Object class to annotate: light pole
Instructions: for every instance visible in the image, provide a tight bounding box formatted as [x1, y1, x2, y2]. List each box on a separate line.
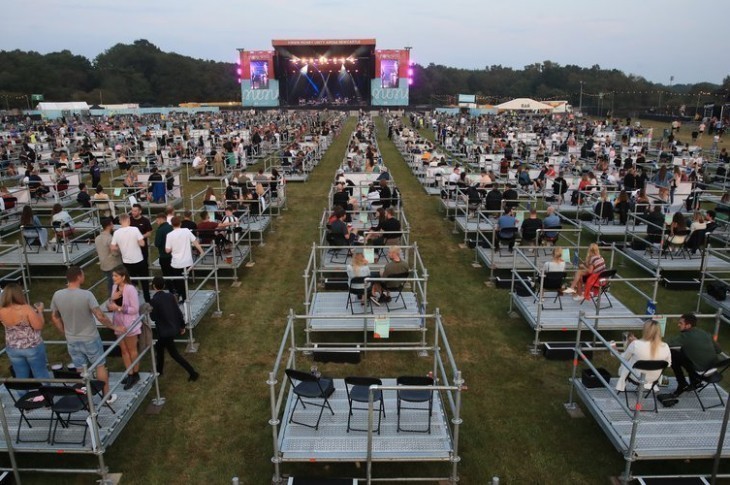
[578, 81, 583, 114]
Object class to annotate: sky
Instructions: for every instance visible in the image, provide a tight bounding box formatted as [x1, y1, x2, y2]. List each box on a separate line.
[4, 0, 729, 85]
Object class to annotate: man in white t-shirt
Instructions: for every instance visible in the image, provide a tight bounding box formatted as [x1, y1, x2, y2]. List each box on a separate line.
[165, 216, 204, 302]
[111, 213, 150, 302]
[192, 152, 206, 175]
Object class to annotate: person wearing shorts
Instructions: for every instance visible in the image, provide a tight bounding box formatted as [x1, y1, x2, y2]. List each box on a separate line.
[51, 266, 125, 403]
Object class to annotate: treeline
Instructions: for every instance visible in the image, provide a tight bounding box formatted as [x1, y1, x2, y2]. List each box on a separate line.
[0, 40, 728, 115]
[0, 39, 238, 108]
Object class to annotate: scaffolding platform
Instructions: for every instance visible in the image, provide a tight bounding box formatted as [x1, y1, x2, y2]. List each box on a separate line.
[476, 246, 561, 270]
[699, 292, 730, 318]
[101, 289, 216, 329]
[277, 378, 452, 461]
[580, 222, 631, 238]
[0, 243, 96, 267]
[621, 247, 726, 273]
[573, 376, 730, 460]
[0, 371, 154, 453]
[307, 292, 424, 332]
[511, 293, 645, 331]
[454, 216, 495, 233]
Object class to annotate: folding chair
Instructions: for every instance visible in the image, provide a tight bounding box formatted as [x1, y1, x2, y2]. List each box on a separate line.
[541, 225, 562, 255]
[326, 230, 350, 265]
[622, 360, 669, 413]
[384, 272, 410, 311]
[345, 377, 385, 434]
[396, 375, 434, 434]
[4, 381, 51, 443]
[23, 230, 43, 253]
[346, 276, 372, 314]
[52, 221, 79, 254]
[496, 227, 517, 256]
[53, 368, 116, 415]
[536, 271, 566, 311]
[582, 269, 617, 310]
[665, 229, 690, 260]
[40, 385, 91, 446]
[691, 358, 730, 411]
[284, 369, 335, 430]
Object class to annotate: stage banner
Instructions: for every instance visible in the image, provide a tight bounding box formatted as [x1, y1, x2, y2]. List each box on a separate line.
[371, 49, 409, 106]
[240, 50, 279, 107]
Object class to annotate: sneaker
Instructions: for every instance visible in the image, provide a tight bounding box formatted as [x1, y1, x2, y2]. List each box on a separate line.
[381, 294, 392, 303]
[107, 393, 118, 404]
[120, 376, 129, 385]
[573, 295, 584, 302]
[123, 373, 140, 391]
[370, 296, 381, 306]
[563, 288, 576, 295]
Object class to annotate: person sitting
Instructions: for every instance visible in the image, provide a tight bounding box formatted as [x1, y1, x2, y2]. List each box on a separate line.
[196, 211, 222, 247]
[615, 320, 671, 393]
[20, 205, 48, 249]
[705, 210, 718, 234]
[520, 208, 542, 248]
[51, 203, 75, 238]
[346, 252, 372, 306]
[552, 172, 569, 204]
[662, 212, 688, 254]
[614, 190, 631, 225]
[502, 184, 519, 210]
[685, 212, 708, 255]
[540, 206, 561, 244]
[192, 152, 207, 176]
[668, 313, 723, 397]
[495, 207, 517, 252]
[564, 243, 606, 299]
[76, 182, 91, 208]
[645, 205, 665, 246]
[28, 169, 49, 200]
[328, 206, 354, 247]
[542, 246, 566, 273]
[370, 207, 401, 247]
[370, 246, 410, 305]
[485, 184, 502, 214]
[593, 191, 614, 224]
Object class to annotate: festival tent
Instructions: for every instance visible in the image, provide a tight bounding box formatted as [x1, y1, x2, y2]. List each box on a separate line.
[495, 98, 553, 112]
[36, 102, 90, 111]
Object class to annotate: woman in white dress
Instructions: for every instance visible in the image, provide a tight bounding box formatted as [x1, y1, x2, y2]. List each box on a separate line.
[615, 320, 671, 392]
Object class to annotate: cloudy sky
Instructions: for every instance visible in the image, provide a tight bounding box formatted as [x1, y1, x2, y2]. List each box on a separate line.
[5, 0, 729, 84]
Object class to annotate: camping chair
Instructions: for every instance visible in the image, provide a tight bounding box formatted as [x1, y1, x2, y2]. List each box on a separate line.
[346, 276, 372, 314]
[384, 272, 410, 311]
[345, 377, 385, 434]
[396, 375, 434, 434]
[284, 369, 335, 430]
[40, 385, 91, 446]
[53, 368, 116, 415]
[536, 271, 566, 311]
[622, 360, 669, 413]
[4, 381, 51, 444]
[690, 358, 730, 411]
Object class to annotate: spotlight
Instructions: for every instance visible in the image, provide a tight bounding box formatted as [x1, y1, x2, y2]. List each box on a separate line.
[408, 68, 413, 76]
[300, 64, 308, 75]
[408, 78, 413, 85]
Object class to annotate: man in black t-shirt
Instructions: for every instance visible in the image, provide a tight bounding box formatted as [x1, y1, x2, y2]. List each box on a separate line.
[520, 209, 543, 246]
[328, 206, 352, 247]
[129, 203, 153, 263]
[372, 208, 401, 246]
[378, 179, 392, 209]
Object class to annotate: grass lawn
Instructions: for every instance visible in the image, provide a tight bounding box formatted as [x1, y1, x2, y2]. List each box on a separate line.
[7, 115, 730, 484]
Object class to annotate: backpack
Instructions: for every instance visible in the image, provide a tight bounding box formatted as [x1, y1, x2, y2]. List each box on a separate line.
[708, 282, 727, 301]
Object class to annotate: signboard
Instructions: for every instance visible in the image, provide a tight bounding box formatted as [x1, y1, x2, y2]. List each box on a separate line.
[240, 50, 279, 107]
[372, 49, 410, 107]
[31, 94, 44, 101]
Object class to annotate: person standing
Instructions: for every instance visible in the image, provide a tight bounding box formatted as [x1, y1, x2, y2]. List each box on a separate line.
[149, 277, 199, 381]
[154, 212, 175, 293]
[129, 204, 153, 266]
[89, 158, 101, 188]
[111, 213, 151, 302]
[165, 216, 204, 303]
[0, 284, 51, 379]
[51, 266, 122, 402]
[106, 266, 141, 390]
[95, 217, 122, 298]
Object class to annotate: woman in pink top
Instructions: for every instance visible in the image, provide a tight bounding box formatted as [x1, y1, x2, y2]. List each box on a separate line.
[107, 266, 141, 390]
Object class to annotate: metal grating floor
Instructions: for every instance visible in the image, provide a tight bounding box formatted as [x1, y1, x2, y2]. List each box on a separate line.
[0, 243, 97, 266]
[0, 371, 154, 453]
[308, 292, 424, 332]
[476, 246, 563, 270]
[512, 293, 645, 331]
[580, 222, 632, 237]
[454, 216, 495, 233]
[621, 248, 726, 273]
[574, 377, 730, 460]
[278, 378, 452, 461]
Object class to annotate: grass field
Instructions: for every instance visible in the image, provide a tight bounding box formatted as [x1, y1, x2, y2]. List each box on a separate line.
[8, 115, 730, 484]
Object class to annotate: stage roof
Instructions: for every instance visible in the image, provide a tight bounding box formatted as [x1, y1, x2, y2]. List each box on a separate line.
[272, 39, 376, 47]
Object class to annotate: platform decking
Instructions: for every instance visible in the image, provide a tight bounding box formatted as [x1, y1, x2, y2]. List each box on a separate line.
[307, 292, 424, 332]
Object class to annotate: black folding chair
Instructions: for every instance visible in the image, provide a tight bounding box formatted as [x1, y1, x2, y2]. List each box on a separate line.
[384, 272, 410, 311]
[284, 369, 335, 430]
[53, 369, 116, 415]
[40, 385, 91, 446]
[583, 269, 617, 310]
[396, 375, 434, 434]
[691, 358, 730, 411]
[622, 360, 669, 413]
[496, 227, 517, 256]
[346, 276, 372, 315]
[537, 271, 566, 311]
[345, 377, 385, 434]
[4, 382, 51, 443]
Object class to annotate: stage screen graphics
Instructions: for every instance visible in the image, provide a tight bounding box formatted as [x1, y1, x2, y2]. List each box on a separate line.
[371, 49, 409, 106]
[240, 50, 279, 107]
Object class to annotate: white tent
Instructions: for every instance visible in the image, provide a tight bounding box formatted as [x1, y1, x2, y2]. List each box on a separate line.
[495, 98, 553, 111]
[36, 102, 90, 111]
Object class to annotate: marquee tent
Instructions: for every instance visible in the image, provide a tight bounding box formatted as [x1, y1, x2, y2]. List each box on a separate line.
[496, 98, 553, 112]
